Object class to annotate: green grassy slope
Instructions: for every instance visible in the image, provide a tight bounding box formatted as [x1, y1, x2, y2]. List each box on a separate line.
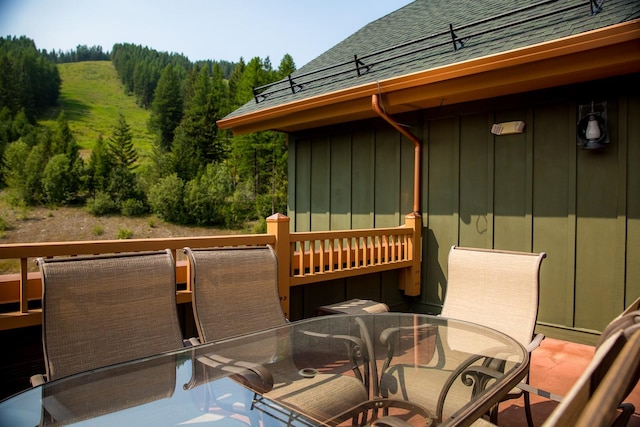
[40, 61, 155, 156]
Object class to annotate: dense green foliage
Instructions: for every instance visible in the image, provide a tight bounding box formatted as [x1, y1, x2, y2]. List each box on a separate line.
[0, 36, 60, 122]
[43, 45, 110, 63]
[0, 36, 295, 229]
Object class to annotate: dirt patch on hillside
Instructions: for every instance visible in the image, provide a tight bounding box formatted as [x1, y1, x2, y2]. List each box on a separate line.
[0, 205, 239, 244]
[0, 203, 252, 274]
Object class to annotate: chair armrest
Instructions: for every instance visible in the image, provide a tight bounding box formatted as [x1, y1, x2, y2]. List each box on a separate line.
[30, 374, 46, 387]
[526, 333, 545, 353]
[196, 353, 274, 394]
[379, 323, 441, 371]
[183, 337, 201, 347]
[298, 327, 371, 387]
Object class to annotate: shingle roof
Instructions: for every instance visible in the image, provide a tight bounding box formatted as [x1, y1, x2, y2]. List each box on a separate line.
[224, 0, 639, 120]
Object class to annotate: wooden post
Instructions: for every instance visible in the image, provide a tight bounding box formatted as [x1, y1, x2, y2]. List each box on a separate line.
[20, 258, 28, 314]
[266, 213, 292, 318]
[400, 212, 422, 296]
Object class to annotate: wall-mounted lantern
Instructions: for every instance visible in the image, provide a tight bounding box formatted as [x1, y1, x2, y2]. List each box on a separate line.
[577, 101, 609, 149]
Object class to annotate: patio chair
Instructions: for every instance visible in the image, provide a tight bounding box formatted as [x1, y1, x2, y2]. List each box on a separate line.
[471, 311, 640, 427]
[620, 295, 640, 317]
[183, 246, 370, 422]
[379, 246, 546, 426]
[542, 317, 640, 427]
[32, 250, 185, 384]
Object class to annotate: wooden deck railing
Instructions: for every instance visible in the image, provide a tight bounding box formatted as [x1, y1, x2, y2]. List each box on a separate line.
[0, 213, 421, 329]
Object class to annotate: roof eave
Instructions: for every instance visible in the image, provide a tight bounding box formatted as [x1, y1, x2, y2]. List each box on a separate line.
[218, 20, 640, 135]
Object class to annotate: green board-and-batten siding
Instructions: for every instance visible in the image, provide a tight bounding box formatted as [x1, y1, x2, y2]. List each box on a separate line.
[287, 74, 640, 345]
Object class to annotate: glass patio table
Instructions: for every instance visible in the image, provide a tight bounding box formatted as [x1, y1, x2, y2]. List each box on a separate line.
[0, 313, 527, 427]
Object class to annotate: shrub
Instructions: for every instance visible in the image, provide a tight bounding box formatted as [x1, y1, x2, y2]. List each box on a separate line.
[0, 215, 8, 238]
[91, 225, 104, 236]
[85, 191, 118, 216]
[42, 154, 73, 204]
[148, 173, 185, 223]
[120, 198, 147, 216]
[116, 228, 133, 239]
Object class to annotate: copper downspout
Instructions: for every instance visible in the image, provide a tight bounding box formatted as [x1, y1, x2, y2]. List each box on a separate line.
[371, 94, 421, 215]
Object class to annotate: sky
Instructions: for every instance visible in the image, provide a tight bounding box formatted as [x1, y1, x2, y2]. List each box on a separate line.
[1, 0, 414, 68]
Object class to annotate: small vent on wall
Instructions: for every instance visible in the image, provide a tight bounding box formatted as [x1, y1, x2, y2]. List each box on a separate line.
[491, 121, 525, 135]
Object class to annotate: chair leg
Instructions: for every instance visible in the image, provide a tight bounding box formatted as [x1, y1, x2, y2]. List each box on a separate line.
[524, 391, 535, 427]
[488, 404, 499, 424]
[611, 403, 634, 427]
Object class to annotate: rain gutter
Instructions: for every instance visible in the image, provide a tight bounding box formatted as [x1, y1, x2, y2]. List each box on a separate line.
[371, 93, 421, 215]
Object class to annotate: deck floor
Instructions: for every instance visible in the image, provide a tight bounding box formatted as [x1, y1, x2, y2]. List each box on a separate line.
[495, 337, 640, 426]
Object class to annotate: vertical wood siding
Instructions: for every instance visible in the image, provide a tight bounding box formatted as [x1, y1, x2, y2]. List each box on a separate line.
[289, 75, 640, 343]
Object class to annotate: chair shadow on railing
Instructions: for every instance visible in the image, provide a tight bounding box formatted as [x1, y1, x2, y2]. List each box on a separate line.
[0, 213, 421, 330]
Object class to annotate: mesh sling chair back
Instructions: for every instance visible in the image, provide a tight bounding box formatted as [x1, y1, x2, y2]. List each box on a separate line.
[379, 246, 545, 426]
[184, 246, 370, 422]
[35, 250, 184, 383]
[442, 246, 546, 426]
[33, 250, 186, 425]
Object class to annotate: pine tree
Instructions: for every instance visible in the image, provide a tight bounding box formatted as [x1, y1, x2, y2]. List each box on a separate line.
[277, 54, 296, 79]
[106, 113, 139, 205]
[108, 113, 138, 169]
[51, 112, 77, 157]
[148, 64, 183, 150]
[86, 134, 112, 193]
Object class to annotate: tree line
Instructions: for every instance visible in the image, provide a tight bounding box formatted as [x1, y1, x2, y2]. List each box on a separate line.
[0, 36, 294, 230]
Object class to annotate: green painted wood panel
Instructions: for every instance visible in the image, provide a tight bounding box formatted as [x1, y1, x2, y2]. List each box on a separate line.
[352, 129, 375, 229]
[310, 137, 330, 231]
[287, 139, 296, 227]
[375, 127, 401, 227]
[401, 135, 416, 217]
[626, 94, 640, 308]
[493, 108, 531, 252]
[294, 139, 311, 232]
[330, 134, 352, 230]
[303, 279, 347, 318]
[574, 107, 621, 331]
[459, 113, 492, 248]
[532, 102, 575, 327]
[423, 117, 458, 311]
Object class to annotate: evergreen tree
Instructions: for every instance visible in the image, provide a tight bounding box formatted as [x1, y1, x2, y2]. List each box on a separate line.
[172, 66, 223, 181]
[86, 134, 112, 193]
[51, 112, 78, 157]
[105, 114, 139, 206]
[277, 54, 296, 78]
[42, 153, 74, 204]
[23, 142, 48, 204]
[108, 113, 138, 170]
[149, 64, 183, 150]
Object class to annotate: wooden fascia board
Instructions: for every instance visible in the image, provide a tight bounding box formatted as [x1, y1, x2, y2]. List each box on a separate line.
[218, 20, 640, 134]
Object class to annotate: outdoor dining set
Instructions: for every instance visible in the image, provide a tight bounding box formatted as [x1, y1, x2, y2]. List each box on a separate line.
[0, 245, 638, 426]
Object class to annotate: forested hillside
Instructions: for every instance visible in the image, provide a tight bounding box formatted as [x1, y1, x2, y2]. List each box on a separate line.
[0, 37, 295, 230]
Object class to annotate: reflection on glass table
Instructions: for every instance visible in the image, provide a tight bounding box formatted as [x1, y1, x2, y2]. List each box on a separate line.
[0, 313, 527, 427]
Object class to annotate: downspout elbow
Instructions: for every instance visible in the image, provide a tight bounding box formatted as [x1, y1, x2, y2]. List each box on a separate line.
[372, 94, 421, 215]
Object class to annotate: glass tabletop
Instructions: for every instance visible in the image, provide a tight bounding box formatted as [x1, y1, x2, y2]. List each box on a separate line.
[0, 313, 527, 427]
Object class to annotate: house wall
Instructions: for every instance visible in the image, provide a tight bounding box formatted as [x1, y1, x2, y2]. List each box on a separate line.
[288, 74, 640, 344]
